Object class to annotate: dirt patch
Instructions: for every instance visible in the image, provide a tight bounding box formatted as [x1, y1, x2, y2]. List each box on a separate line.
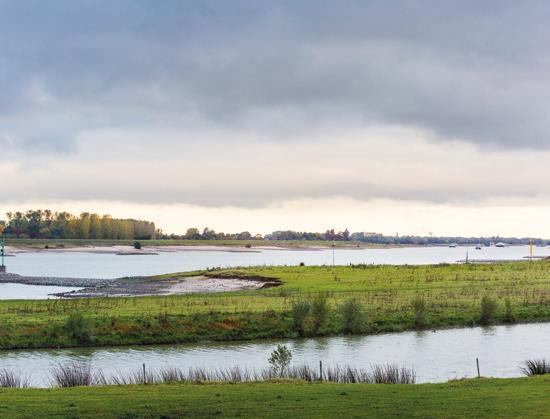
[164, 276, 266, 294]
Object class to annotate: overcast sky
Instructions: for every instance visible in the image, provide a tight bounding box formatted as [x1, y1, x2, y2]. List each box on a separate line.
[2, 1, 550, 236]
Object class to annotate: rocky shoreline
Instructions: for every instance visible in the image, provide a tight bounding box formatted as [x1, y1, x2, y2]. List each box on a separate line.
[0, 272, 277, 298]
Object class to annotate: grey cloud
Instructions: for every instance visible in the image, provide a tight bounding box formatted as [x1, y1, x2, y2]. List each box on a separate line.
[2, 1, 550, 153]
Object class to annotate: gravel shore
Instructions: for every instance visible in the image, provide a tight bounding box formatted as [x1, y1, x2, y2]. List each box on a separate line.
[0, 272, 277, 298]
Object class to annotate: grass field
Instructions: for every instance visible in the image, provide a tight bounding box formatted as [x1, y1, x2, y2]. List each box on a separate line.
[1, 377, 549, 418]
[1, 261, 550, 349]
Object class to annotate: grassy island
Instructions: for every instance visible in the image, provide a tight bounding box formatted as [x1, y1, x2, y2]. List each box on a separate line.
[1, 261, 550, 349]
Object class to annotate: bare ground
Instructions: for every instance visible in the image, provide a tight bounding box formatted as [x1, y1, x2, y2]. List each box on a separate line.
[0, 272, 280, 298]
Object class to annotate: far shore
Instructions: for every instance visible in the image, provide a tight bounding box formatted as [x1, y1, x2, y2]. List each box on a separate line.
[4, 240, 415, 254]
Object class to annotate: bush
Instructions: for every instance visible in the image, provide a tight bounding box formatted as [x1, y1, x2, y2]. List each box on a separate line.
[65, 313, 92, 344]
[291, 300, 312, 336]
[480, 296, 498, 325]
[504, 298, 516, 323]
[311, 294, 329, 333]
[340, 299, 366, 334]
[411, 296, 427, 329]
[268, 345, 292, 377]
[133, 241, 142, 249]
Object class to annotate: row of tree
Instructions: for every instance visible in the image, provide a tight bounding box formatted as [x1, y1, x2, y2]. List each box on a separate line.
[157, 227, 262, 241]
[1, 211, 544, 245]
[1, 210, 156, 240]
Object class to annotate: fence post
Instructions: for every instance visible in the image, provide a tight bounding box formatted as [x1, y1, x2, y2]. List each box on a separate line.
[143, 363, 146, 384]
[319, 360, 323, 382]
[476, 358, 480, 378]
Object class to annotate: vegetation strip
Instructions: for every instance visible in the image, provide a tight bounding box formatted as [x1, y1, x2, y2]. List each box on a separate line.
[1, 261, 550, 349]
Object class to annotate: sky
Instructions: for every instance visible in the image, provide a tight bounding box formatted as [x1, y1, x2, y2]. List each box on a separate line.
[2, 1, 550, 236]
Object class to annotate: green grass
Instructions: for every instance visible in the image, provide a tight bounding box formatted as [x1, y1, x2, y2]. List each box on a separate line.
[1, 377, 550, 418]
[1, 261, 550, 349]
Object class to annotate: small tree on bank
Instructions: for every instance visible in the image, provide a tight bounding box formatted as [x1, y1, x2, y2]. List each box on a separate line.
[268, 345, 292, 377]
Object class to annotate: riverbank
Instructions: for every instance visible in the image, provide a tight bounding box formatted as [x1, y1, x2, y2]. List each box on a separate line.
[1, 261, 550, 349]
[5, 238, 403, 253]
[0, 376, 549, 418]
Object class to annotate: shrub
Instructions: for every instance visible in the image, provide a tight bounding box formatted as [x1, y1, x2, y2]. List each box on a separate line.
[504, 298, 516, 323]
[480, 296, 498, 325]
[292, 300, 312, 336]
[65, 312, 92, 344]
[133, 241, 142, 249]
[311, 294, 329, 333]
[268, 345, 292, 377]
[411, 296, 427, 329]
[340, 299, 366, 334]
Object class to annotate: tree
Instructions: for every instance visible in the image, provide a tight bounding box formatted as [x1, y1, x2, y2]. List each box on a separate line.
[100, 215, 113, 239]
[78, 213, 91, 239]
[89, 214, 102, 239]
[185, 228, 201, 239]
[268, 345, 292, 377]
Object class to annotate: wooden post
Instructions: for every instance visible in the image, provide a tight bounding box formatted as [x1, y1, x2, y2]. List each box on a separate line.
[143, 363, 146, 384]
[476, 358, 480, 378]
[319, 360, 323, 382]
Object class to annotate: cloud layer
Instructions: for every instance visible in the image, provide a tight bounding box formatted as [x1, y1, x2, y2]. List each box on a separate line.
[2, 1, 550, 208]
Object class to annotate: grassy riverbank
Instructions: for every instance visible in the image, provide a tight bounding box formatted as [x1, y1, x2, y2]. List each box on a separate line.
[1, 261, 550, 349]
[1, 376, 549, 418]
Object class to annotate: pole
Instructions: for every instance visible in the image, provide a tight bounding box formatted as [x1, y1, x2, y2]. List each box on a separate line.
[143, 363, 146, 384]
[476, 358, 480, 378]
[0, 233, 5, 271]
[530, 239, 533, 259]
[319, 360, 323, 382]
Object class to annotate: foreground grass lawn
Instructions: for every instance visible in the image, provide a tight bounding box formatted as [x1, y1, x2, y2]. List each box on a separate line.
[1, 261, 550, 349]
[1, 377, 550, 418]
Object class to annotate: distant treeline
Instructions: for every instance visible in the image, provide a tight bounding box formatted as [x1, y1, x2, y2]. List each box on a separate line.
[0, 213, 544, 245]
[266, 230, 545, 245]
[157, 227, 262, 241]
[0, 210, 156, 240]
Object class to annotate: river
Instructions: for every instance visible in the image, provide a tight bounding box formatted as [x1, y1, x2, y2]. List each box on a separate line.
[1, 322, 547, 387]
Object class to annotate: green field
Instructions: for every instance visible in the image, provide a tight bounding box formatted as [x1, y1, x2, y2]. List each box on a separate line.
[1, 261, 550, 349]
[1, 377, 549, 418]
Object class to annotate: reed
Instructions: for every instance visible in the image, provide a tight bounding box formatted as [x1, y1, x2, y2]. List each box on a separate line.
[43, 362, 416, 387]
[521, 359, 550, 376]
[0, 369, 30, 388]
[50, 362, 95, 387]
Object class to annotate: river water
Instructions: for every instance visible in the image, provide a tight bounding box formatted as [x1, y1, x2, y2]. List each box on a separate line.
[1, 322, 548, 387]
[5, 245, 545, 279]
[0, 245, 545, 299]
